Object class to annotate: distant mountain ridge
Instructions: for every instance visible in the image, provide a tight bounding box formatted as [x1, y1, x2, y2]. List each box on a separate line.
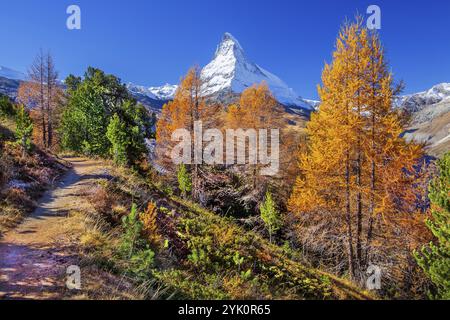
[0, 57, 448, 156]
[126, 83, 178, 101]
[396, 83, 450, 112]
[0, 65, 26, 81]
[126, 83, 178, 112]
[1, 63, 448, 116]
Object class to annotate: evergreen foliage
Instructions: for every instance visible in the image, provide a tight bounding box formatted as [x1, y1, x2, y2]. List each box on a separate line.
[415, 152, 450, 299]
[107, 113, 128, 165]
[61, 67, 151, 165]
[177, 163, 192, 198]
[120, 203, 155, 279]
[15, 105, 33, 154]
[260, 191, 281, 243]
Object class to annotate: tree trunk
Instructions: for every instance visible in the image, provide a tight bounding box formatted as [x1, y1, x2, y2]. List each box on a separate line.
[366, 65, 377, 267]
[40, 67, 46, 149]
[346, 151, 356, 280]
[47, 75, 53, 149]
[366, 164, 375, 264]
[355, 63, 363, 274]
[356, 134, 363, 272]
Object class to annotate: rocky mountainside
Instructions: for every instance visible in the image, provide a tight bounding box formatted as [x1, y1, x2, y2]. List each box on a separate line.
[0, 76, 20, 99]
[126, 83, 177, 112]
[398, 84, 450, 157]
[396, 83, 450, 112]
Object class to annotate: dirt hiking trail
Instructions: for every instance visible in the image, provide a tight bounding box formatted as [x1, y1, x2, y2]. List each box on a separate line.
[0, 157, 110, 300]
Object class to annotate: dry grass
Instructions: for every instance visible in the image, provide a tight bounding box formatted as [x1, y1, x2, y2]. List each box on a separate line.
[0, 141, 69, 233]
[77, 165, 375, 300]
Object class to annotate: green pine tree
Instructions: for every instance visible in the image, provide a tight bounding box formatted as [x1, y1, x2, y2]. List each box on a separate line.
[15, 105, 33, 156]
[121, 203, 144, 258]
[60, 68, 150, 165]
[260, 191, 281, 243]
[415, 152, 450, 300]
[177, 164, 192, 199]
[106, 113, 129, 165]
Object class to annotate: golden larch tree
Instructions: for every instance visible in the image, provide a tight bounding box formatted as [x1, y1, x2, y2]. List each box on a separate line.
[225, 82, 284, 189]
[288, 20, 424, 280]
[156, 67, 209, 201]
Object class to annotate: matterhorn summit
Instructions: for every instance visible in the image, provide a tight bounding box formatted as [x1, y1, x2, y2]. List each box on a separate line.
[201, 33, 313, 110]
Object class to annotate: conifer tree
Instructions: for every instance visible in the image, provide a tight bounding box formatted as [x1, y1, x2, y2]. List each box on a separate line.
[140, 201, 161, 246]
[107, 113, 128, 165]
[0, 95, 16, 118]
[156, 67, 206, 201]
[15, 105, 33, 156]
[225, 83, 284, 189]
[288, 20, 423, 279]
[61, 67, 150, 165]
[18, 51, 60, 150]
[260, 191, 281, 243]
[227, 82, 282, 129]
[415, 152, 450, 299]
[177, 163, 192, 199]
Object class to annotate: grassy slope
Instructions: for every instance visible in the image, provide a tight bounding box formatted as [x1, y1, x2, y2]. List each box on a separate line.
[80, 166, 374, 300]
[158, 195, 373, 300]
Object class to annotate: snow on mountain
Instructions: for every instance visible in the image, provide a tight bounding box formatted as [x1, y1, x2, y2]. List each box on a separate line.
[127, 83, 157, 100]
[200, 33, 313, 110]
[396, 83, 450, 112]
[0, 66, 26, 81]
[126, 83, 178, 101]
[303, 99, 321, 110]
[0, 66, 23, 98]
[147, 84, 178, 100]
[395, 83, 450, 157]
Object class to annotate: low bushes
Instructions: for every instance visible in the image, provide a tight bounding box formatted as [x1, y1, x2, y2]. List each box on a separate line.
[82, 167, 372, 300]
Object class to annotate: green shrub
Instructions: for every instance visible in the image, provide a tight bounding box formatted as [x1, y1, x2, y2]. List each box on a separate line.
[119, 203, 155, 279]
[177, 164, 191, 198]
[0, 95, 16, 118]
[260, 191, 281, 243]
[415, 152, 450, 299]
[15, 105, 33, 155]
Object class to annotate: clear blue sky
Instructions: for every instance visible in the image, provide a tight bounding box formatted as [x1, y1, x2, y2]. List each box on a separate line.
[0, 0, 449, 99]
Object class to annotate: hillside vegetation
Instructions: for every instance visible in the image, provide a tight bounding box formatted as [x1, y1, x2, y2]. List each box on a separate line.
[77, 166, 373, 300]
[0, 111, 68, 233]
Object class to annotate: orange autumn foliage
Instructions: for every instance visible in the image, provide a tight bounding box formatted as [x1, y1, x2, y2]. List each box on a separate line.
[288, 20, 425, 279]
[140, 201, 161, 245]
[226, 82, 283, 129]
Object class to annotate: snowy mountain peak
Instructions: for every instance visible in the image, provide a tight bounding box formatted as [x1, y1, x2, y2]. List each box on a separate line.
[148, 84, 178, 100]
[426, 83, 450, 100]
[396, 82, 450, 112]
[201, 33, 313, 110]
[215, 32, 245, 60]
[126, 83, 178, 101]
